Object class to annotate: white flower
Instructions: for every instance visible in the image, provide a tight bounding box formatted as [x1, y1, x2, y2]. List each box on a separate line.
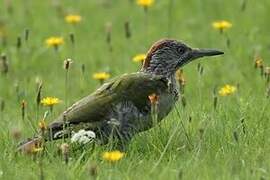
[71, 129, 96, 144]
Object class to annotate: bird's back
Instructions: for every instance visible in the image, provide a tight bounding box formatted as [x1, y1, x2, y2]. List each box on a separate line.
[49, 72, 173, 140]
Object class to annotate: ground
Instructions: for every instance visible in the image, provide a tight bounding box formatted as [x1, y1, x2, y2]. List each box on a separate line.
[0, 0, 270, 179]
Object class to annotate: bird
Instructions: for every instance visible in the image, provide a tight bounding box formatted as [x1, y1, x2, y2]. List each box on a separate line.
[19, 39, 223, 150]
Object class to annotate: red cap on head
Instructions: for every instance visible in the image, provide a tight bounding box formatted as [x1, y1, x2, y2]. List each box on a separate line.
[142, 39, 172, 70]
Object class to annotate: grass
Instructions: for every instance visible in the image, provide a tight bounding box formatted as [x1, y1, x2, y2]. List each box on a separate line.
[0, 0, 270, 179]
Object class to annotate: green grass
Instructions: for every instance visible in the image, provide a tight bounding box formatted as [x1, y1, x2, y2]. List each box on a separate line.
[0, 0, 270, 179]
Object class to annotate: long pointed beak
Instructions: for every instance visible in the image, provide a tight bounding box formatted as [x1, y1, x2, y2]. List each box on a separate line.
[190, 48, 224, 60]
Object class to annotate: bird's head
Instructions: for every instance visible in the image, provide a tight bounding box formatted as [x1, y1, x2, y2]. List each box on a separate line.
[141, 39, 224, 76]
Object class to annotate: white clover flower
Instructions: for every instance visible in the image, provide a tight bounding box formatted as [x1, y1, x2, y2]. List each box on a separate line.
[71, 129, 96, 144]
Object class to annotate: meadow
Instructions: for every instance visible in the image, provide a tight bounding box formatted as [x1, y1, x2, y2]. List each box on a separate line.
[0, 0, 270, 179]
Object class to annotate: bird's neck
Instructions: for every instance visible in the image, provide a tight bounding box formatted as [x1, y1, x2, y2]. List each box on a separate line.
[141, 65, 177, 77]
[140, 69, 178, 88]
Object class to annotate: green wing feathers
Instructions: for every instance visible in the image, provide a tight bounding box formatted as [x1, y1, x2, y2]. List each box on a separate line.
[49, 72, 169, 133]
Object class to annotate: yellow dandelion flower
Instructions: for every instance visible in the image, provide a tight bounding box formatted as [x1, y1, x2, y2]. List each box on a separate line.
[38, 119, 47, 131]
[254, 57, 263, 68]
[45, 37, 64, 48]
[41, 97, 61, 107]
[132, 54, 146, 63]
[32, 147, 43, 153]
[102, 150, 124, 162]
[19, 139, 43, 155]
[212, 20, 232, 32]
[65, 14, 82, 24]
[218, 85, 237, 96]
[175, 69, 186, 86]
[93, 72, 111, 81]
[137, 0, 154, 7]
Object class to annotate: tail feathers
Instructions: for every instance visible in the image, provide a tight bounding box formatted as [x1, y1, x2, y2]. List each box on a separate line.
[17, 121, 70, 152]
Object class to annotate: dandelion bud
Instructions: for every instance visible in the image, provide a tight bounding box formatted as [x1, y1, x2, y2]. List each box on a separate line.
[254, 56, 263, 69]
[199, 66, 204, 75]
[124, 21, 131, 39]
[264, 67, 270, 83]
[60, 143, 69, 154]
[233, 131, 239, 143]
[21, 100, 27, 120]
[38, 119, 47, 132]
[181, 94, 186, 107]
[35, 76, 42, 88]
[24, 28, 29, 42]
[69, 32, 75, 45]
[260, 65, 264, 77]
[213, 86, 218, 110]
[188, 116, 192, 123]
[105, 22, 112, 51]
[198, 128, 204, 140]
[197, 63, 204, 75]
[11, 128, 22, 141]
[36, 83, 42, 107]
[0, 53, 8, 75]
[148, 93, 159, 105]
[176, 69, 186, 94]
[226, 37, 230, 48]
[81, 64, 85, 74]
[240, 118, 246, 134]
[197, 63, 201, 72]
[63, 58, 72, 70]
[266, 86, 270, 98]
[105, 22, 112, 43]
[63, 112, 67, 130]
[60, 143, 69, 164]
[0, 98, 5, 112]
[16, 36, 21, 49]
[213, 95, 218, 110]
[87, 164, 98, 178]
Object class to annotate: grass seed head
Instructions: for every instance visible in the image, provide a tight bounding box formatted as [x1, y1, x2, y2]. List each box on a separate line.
[63, 58, 73, 70]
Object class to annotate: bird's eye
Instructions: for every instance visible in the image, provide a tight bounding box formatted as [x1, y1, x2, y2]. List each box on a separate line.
[177, 47, 185, 54]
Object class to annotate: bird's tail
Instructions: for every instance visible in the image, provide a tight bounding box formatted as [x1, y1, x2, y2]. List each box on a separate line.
[17, 121, 69, 153]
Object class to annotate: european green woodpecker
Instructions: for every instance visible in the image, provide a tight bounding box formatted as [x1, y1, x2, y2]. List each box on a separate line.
[19, 39, 223, 149]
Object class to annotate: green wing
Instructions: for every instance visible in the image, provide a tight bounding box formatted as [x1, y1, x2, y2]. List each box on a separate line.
[50, 72, 168, 128]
